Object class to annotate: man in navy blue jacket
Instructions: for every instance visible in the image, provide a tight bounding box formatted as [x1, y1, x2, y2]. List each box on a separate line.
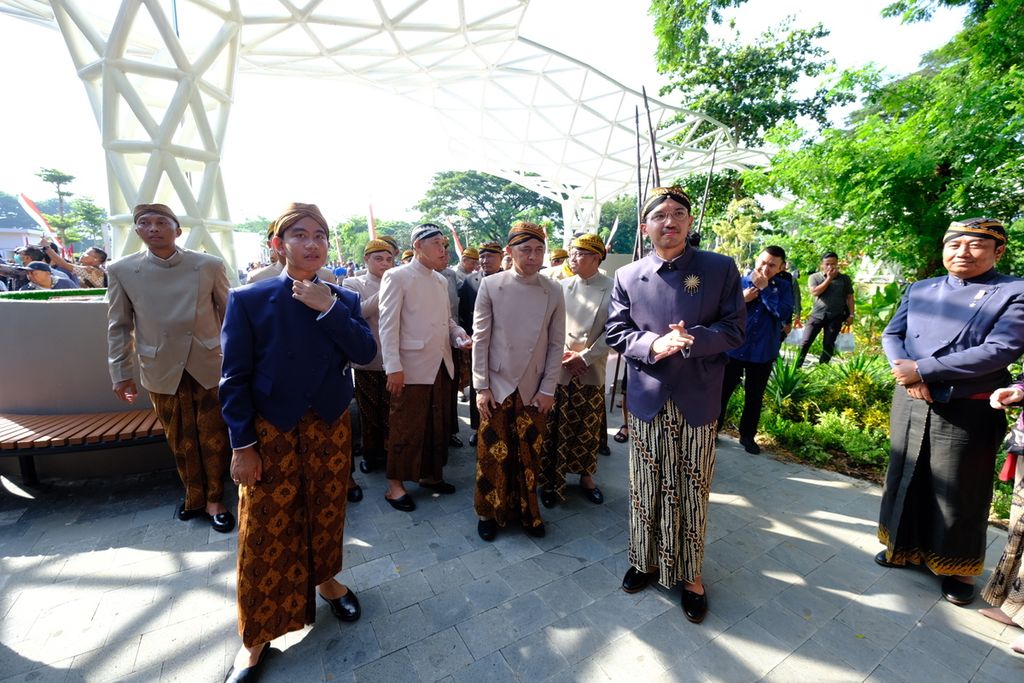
[605, 186, 745, 624]
[718, 246, 794, 454]
[219, 203, 376, 682]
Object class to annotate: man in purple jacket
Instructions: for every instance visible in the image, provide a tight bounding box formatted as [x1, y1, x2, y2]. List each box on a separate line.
[605, 186, 745, 623]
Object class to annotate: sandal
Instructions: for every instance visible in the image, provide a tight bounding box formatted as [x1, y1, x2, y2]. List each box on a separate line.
[613, 425, 629, 443]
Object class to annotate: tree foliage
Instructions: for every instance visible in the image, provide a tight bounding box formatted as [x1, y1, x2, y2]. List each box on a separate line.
[710, 197, 763, 265]
[333, 216, 415, 264]
[415, 170, 562, 246]
[751, 0, 1024, 279]
[596, 194, 638, 255]
[234, 217, 271, 235]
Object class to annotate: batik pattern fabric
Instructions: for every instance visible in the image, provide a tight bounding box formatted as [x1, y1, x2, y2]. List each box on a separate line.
[540, 378, 604, 500]
[236, 410, 351, 647]
[628, 400, 717, 588]
[982, 454, 1024, 625]
[385, 366, 451, 482]
[877, 388, 1005, 576]
[474, 390, 546, 530]
[149, 371, 230, 511]
[354, 369, 389, 469]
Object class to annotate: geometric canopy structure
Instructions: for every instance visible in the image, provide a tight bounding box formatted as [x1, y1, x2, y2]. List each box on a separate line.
[1, 1, 767, 278]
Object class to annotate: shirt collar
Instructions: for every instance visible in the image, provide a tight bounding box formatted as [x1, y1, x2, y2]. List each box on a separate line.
[650, 246, 694, 272]
[946, 267, 999, 287]
[145, 247, 183, 268]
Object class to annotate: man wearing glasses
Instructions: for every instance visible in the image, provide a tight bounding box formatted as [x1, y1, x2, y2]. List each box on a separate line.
[605, 187, 745, 623]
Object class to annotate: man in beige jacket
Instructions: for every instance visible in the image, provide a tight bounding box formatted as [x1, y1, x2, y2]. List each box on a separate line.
[473, 222, 565, 541]
[378, 223, 471, 512]
[106, 204, 234, 532]
[540, 233, 613, 508]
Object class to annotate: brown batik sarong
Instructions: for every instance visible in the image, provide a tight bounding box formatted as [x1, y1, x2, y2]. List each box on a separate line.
[540, 379, 604, 501]
[236, 410, 352, 647]
[982, 456, 1024, 626]
[354, 369, 389, 469]
[475, 390, 546, 530]
[628, 401, 717, 588]
[386, 365, 452, 482]
[149, 371, 230, 511]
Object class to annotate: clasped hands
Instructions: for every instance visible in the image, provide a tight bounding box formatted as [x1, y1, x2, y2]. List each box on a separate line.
[891, 359, 931, 403]
[476, 388, 553, 421]
[562, 350, 588, 377]
[651, 320, 694, 361]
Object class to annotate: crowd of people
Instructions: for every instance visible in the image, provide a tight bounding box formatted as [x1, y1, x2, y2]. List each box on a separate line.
[0, 241, 108, 291]
[90, 195, 1024, 681]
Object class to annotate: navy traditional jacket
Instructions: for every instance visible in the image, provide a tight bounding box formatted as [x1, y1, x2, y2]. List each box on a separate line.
[605, 248, 745, 426]
[219, 271, 376, 449]
[728, 271, 794, 364]
[882, 268, 1024, 402]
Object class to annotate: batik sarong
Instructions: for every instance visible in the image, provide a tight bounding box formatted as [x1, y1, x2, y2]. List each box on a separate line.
[236, 410, 351, 647]
[354, 369, 389, 469]
[878, 387, 1006, 576]
[475, 390, 545, 530]
[982, 454, 1024, 624]
[386, 366, 452, 482]
[539, 378, 604, 500]
[150, 371, 230, 511]
[628, 401, 717, 588]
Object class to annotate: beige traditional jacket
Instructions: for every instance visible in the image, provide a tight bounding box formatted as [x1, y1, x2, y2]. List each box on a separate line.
[343, 272, 385, 371]
[378, 257, 467, 385]
[558, 271, 613, 386]
[106, 247, 229, 395]
[472, 269, 566, 404]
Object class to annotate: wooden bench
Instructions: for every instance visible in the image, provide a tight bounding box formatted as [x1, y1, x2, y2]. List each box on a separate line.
[0, 409, 166, 485]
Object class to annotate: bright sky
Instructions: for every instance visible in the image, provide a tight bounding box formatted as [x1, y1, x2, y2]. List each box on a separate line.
[0, 0, 965, 224]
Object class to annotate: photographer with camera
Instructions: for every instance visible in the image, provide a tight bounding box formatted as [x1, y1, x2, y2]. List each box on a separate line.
[15, 244, 81, 287]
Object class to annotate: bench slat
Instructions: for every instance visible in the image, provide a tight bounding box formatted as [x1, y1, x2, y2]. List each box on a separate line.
[110, 409, 153, 442]
[95, 410, 144, 443]
[81, 412, 136, 445]
[0, 415, 65, 449]
[135, 411, 165, 438]
[29, 413, 104, 448]
[20, 411, 120, 448]
[62, 412, 128, 447]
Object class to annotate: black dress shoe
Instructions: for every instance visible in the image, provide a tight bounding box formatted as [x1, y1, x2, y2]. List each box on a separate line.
[525, 523, 546, 538]
[682, 587, 708, 623]
[358, 460, 373, 474]
[739, 437, 760, 455]
[941, 576, 976, 606]
[385, 494, 416, 512]
[469, 433, 478, 447]
[224, 643, 269, 683]
[211, 510, 236, 534]
[177, 502, 206, 521]
[419, 480, 456, 494]
[621, 566, 658, 593]
[540, 490, 557, 508]
[582, 486, 604, 505]
[874, 550, 898, 568]
[319, 589, 361, 622]
[478, 519, 497, 542]
[597, 444, 611, 456]
[347, 484, 363, 503]
[449, 434, 464, 448]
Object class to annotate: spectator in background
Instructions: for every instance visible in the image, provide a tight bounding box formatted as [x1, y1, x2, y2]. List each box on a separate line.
[247, 222, 338, 284]
[456, 247, 479, 285]
[718, 246, 794, 454]
[21, 261, 76, 290]
[44, 243, 107, 288]
[796, 251, 854, 366]
[16, 244, 80, 286]
[458, 241, 504, 445]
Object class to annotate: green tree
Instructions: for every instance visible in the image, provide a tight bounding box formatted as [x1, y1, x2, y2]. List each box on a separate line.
[63, 197, 107, 246]
[415, 170, 562, 245]
[597, 195, 638, 255]
[35, 168, 76, 243]
[711, 197, 763, 265]
[234, 217, 271, 235]
[751, 0, 1024, 278]
[333, 217, 415, 264]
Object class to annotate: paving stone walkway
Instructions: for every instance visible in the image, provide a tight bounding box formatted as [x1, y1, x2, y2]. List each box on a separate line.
[1, 405, 1021, 682]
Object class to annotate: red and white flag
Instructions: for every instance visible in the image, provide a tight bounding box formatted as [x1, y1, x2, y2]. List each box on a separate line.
[368, 204, 378, 241]
[18, 193, 69, 256]
[445, 217, 464, 255]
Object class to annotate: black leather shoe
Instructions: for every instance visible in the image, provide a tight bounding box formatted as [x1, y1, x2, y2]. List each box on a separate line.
[177, 502, 206, 521]
[478, 519, 497, 542]
[739, 437, 760, 455]
[682, 587, 708, 623]
[211, 510, 235, 533]
[347, 484, 363, 503]
[525, 523, 546, 538]
[582, 486, 604, 505]
[358, 460, 373, 474]
[419, 480, 456, 494]
[540, 490, 557, 508]
[449, 434, 464, 448]
[469, 433, 478, 447]
[385, 494, 416, 512]
[319, 589, 361, 622]
[224, 642, 269, 683]
[622, 566, 657, 593]
[941, 576, 976, 606]
[874, 550, 898, 568]
[597, 444, 611, 456]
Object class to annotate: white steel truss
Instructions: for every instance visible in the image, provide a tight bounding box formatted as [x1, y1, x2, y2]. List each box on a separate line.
[1, 0, 768, 266]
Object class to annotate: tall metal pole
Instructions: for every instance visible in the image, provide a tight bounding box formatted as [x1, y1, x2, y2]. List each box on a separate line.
[641, 86, 661, 187]
[695, 140, 719, 236]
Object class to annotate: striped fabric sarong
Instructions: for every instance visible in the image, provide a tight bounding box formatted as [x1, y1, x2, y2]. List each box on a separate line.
[628, 401, 717, 588]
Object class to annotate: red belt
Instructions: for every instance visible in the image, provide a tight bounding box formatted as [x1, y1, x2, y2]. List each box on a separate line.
[965, 392, 993, 400]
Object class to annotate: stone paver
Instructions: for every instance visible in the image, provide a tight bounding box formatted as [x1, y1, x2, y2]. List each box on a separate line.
[1, 398, 1022, 682]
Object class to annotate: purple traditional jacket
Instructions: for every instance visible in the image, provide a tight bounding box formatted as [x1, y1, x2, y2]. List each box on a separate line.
[605, 247, 745, 426]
